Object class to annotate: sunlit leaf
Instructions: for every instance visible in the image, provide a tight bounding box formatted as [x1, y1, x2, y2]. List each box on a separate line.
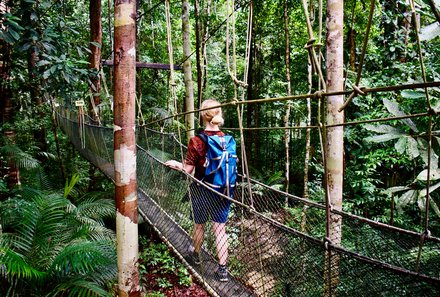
[365, 133, 403, 143]
[419, 22, 440, 41]
[395, 137, 407, 154]
[383, 98, 419, 132]
[398, 189, 417, 207]
[364, 124, 402, 134]
[418, 181, 440, 197]
[416, 169, 440, 181]
[401, 90, 426, 99]
[37, 60, 51, 67]
[406, 137, 419, 159]
[418, 196, 426, 212]
[383, 186, 411, 194]
[430, 199, 440, 218]
[418, 146, 439, 169]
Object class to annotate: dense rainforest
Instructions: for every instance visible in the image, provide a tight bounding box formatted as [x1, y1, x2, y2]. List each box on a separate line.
[1, 0, 439, 296]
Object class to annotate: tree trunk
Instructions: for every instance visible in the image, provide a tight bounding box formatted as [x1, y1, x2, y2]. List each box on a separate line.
[89, 0, 102, 123]
[182, 0, 195, 139]
[325, 0, 344, 295]
[194, 0, 203, 115]
[283, 0, 291, 198]
[303, 56, 313, 200]
[113, 0, 140, 295]
[0, 3, 20, 190]
[201, 0, 211, 98]
[50, 101, 66, 181]
[348, 28, 356, 71]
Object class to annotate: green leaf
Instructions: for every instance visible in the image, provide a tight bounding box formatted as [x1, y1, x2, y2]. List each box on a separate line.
[416, 169, 440, 181]
[398, 189, 417, 207]
[365, 133, 403, 143]
[394, 137, 407, 154]
[8, 28, 20, 40]
[37, 60, 51, 67]
[43, 69, 51, 79]
[90, 42, 102, 48]
[401, 90, 426, 99]
[419, 22, 440, 41]
[418, 181, 440, 198]
[383, 186, 411, 194]
[406, 137, 419, 159]
[383, 98, 419, 132]
[418, 146, 439, 169]
[418, 196, 426, 212]
[364, 124, 402, 134]
[430, 199, 440, 218]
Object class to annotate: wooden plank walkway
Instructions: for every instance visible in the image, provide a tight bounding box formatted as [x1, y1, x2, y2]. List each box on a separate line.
[137, 190, 256, 297]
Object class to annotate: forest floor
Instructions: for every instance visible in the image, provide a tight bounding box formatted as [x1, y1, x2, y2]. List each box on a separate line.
[139, 233, 210, 297]
[141, 270, 210, 297]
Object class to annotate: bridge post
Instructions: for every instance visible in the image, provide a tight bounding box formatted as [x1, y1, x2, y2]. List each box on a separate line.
[113, 0, 140, 296]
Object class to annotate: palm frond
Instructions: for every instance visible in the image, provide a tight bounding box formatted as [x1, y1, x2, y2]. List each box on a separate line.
[75, 196, 115, 220]
[0, 145, 41, 170]
[50, 240, 115, 277]
[1, 188, 117, 295]
[0, 247, 47, 281]
[64, 174, 80, 198]
[48, 278, 112, 297]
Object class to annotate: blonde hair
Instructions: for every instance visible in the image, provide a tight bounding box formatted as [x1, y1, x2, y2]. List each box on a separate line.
[200, 99, 224, 126]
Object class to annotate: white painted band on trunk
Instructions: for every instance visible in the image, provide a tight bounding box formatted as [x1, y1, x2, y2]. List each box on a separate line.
[115, 3, 135, 27]
[114, 144, 136, 185]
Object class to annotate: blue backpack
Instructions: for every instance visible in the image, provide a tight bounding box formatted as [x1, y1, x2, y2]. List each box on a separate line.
[197, 133, 238, 197]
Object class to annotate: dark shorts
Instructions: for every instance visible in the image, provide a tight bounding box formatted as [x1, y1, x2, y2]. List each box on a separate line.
[189, 183, 233, 224]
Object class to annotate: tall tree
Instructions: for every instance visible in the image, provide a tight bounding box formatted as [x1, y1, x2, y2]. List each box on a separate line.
[194, 0, 203, 110]
[23, 1, 47, 155]
[1, 1, 21, 190]
[89, 0, 102, 122]
[283, 0, 291, 197]
[325, 0, 344, 295]
[113, 0, 140, 295]
[182, 0, 194, 139]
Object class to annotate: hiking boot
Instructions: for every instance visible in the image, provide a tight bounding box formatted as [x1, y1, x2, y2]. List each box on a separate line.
[189, 251, 202, 265]
[215, 265, 229, 282]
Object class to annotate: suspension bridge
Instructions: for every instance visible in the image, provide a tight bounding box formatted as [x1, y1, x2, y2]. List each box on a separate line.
[55, 99, 440, 296]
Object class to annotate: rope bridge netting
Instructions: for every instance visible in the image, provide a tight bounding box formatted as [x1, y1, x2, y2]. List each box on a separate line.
[55, 100, 440, 296]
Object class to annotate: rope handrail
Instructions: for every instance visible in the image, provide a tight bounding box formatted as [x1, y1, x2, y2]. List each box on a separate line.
[138, 80, 440, 128]
[56, 110, 440, 244]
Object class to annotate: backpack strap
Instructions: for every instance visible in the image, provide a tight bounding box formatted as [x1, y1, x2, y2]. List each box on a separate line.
[196, 133, 208, 144]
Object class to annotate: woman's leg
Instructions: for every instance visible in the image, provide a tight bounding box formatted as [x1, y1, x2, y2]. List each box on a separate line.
[213, 222, 228, 265]
[192, 223, 205, 254]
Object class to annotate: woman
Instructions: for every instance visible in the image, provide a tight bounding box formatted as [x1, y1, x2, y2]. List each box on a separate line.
[165, 99, 233, 282]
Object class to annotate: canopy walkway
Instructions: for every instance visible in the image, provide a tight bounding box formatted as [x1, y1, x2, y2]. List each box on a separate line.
[56, 107, 440, 297]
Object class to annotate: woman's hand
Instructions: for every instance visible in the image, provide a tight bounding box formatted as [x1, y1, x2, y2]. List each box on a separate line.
[165, 160, 183, 170]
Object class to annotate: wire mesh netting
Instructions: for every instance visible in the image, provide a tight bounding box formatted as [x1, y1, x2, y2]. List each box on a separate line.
[56, 108, 440, 297]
